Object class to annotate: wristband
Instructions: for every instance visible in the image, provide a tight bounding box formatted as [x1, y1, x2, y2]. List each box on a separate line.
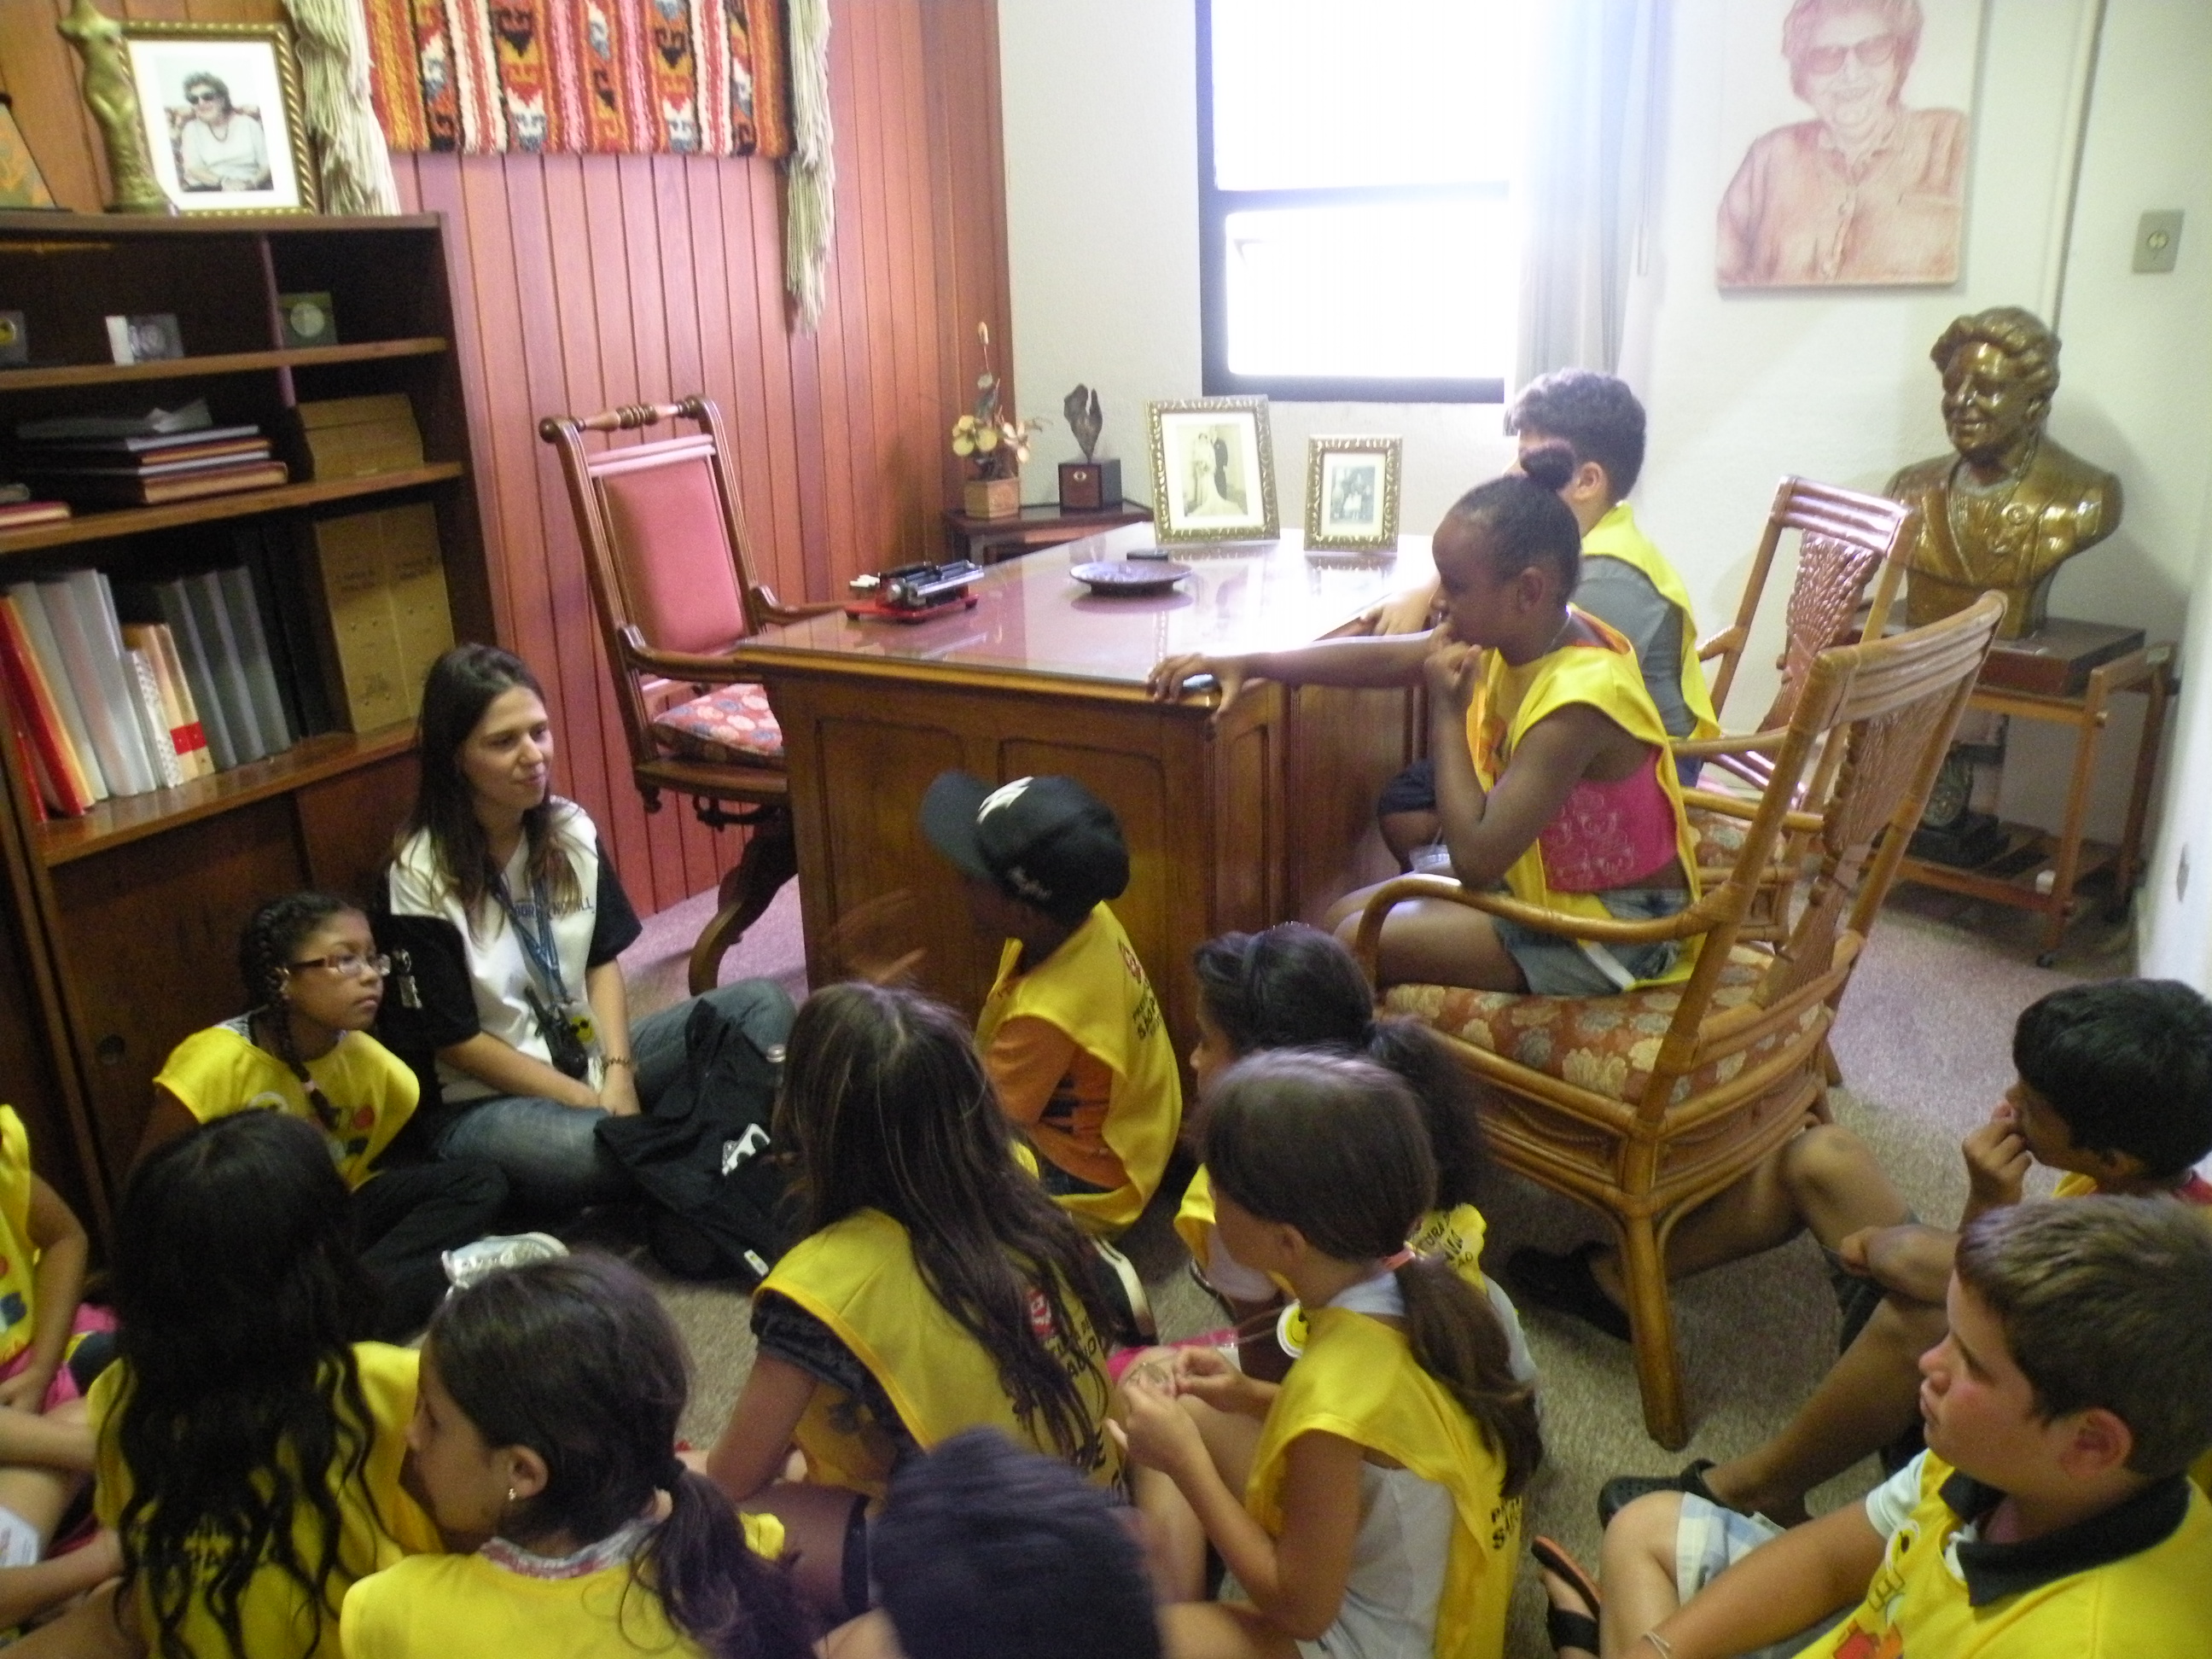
[1641, 1634, 1676, 1659]
[602, 1055, 636, 1069]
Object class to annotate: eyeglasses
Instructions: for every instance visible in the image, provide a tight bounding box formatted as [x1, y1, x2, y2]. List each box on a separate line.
[1802, 35, 1900, 73]
[287, 952, 391, 979]
[190, 92, 224, 104]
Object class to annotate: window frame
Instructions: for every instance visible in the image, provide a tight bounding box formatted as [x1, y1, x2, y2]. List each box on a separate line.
[1196, 0, 1511, 406]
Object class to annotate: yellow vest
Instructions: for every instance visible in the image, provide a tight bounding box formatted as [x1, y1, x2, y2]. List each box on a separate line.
[1802, 1454, 2212, 1658]
[93, 1342, 441, 1659]
[759, 1208, 1118, 1499]
[1465, 608, 1701, 986]
[1245, 1305, 1520, 1659]
[1582, 502, 1720, 742]
[0, 1108, 38, 1371]
[975, 904, 1183, 1231]
[153, 1022, 417, 1189]
[1177, 1173, 1488, 1297]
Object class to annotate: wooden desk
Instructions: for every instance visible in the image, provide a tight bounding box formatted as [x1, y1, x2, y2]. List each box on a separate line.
[733, 526, 1430, 1058]
[940, 500, 1153, 565]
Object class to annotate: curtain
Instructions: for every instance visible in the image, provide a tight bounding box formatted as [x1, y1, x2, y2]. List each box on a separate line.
[1516, 0, 1668, 386]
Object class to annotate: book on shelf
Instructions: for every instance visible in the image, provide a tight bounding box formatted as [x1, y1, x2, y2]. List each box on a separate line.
[24, 445, 274, 480]
[180, 572, 268, 765]
[0, 499, 70, 530]
[216, 566, 293, 756]
[302, 503, 455, 732]
[3, 585, 107, 802]
[124, 649, 183, 789]
[119, 623, 212, 781]
[15, 426, 262, 458]
[147, 581, 236, 772]
[28, 460, 288, 508]
[296, 394, 424, 480]
[0, 596, 93, 817]
[233, 523, 333, 737]
[38, 573, 155, 797]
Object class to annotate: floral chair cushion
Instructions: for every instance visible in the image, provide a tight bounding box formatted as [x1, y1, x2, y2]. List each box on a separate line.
[1690, 806, 1749, 864]
[1382, 945, 1824, 1109]
[651, 683, 783, 765]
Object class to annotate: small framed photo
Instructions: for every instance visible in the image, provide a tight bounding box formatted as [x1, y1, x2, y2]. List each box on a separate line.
[1146, 397, 1278, 543]
[1303, 436, 1402, 552]
[105, 313, 184, 364]
[121, 21, 317, 216]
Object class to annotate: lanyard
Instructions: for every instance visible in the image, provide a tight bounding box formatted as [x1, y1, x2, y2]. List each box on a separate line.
[492, 870, 569, 1005]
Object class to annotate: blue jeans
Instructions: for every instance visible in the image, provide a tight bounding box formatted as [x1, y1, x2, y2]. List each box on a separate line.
[434, 979, 795, 1215]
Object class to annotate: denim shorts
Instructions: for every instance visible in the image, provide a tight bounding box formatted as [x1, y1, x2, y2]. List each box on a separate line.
[1675, 1495, 1848, 1657]
[1492, 886, 1687, 995]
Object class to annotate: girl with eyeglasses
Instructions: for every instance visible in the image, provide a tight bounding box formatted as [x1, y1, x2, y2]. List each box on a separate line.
[145, 891, 513, 1339]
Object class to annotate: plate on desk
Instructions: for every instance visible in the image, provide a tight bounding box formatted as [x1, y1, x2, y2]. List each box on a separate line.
[1071, 559, 1190, 596]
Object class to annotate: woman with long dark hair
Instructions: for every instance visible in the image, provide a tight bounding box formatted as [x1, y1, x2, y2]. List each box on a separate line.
[383, 644, 792, 1214]
[706, 982, 1121, 1622]
[1119, 1051, 1542, 1659]
[341, 1254, 811, 1659]
[67, 1112, 439, 1659]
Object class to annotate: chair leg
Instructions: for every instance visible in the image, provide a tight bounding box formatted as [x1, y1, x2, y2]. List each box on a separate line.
[1819, 1038, 1844, 1091]
[1617, 1213, 1690, 1450]
[686, 806, 799, 996]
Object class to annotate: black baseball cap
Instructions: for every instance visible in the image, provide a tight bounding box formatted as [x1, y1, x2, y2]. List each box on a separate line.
[921, 771, 1129, 924]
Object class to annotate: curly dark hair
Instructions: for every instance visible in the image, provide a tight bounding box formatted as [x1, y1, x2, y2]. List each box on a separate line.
[106, 1111, 382, 1659]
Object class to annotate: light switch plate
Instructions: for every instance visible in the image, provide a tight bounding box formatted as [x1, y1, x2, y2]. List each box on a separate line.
[2133, 210, 2183, 273]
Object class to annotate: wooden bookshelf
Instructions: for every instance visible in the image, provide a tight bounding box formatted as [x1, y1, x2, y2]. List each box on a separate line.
[0, 463, 464, 557]
[0, 213, 490, 1236]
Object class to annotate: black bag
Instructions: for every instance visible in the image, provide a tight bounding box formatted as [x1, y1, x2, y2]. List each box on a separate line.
[595, 998, 797, 1283]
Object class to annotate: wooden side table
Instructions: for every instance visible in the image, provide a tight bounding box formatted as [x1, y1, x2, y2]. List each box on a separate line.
[940, 499, 1152, 565]
[1895, 634, 2174, 964]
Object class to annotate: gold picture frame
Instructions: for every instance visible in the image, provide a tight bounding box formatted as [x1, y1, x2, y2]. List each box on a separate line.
[121, 20, 317, 215]
[1303, 435, 1402, 552]
[1146, 397, 1278, 542]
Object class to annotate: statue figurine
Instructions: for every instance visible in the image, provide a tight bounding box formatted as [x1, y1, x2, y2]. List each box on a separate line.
[58, 0, 172, 215]
[1063, 384, 1103, 463]
[1886, 306, 2120, 638]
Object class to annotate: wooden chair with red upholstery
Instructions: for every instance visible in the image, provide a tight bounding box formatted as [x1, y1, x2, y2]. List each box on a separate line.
[538, 396, 836, 994]
[1353, 594, 2002, 1447]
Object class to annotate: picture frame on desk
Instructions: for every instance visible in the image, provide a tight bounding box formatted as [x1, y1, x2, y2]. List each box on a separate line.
[1302, 435, 1400, 552]
[1146, 397, 1277, 543]
[120, 21, 317, 217]
[0, 96, 60, 211]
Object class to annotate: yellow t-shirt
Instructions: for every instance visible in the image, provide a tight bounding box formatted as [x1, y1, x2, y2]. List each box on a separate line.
[93, 1341, 441, 1659]
[1465, 608, 1701, 987]
[1246, 1305, 1520, 1659]
[975, 904, 1183, 1232]
[0, 1107, 39, 1371]
[759, 1208, 1118, 1499]
[153, 1020, 416, 1189]
[1802, 1453, 2212, 1658]
[341, 1515, 785, 1659]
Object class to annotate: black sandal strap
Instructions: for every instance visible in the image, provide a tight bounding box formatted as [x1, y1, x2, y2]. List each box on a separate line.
[1545, 1607, 1601, 1656]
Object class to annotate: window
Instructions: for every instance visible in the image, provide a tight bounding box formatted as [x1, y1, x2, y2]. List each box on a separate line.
[1198, 0, 1528, 404]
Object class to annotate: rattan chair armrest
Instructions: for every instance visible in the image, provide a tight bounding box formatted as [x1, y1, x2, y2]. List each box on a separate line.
[1673, 725, 1790, 762]
[1680, 789, 1822, 835]
[1697, 626, 1748, 663]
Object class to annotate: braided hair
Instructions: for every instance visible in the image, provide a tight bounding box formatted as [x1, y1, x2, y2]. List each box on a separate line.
[238, 892, 358, 1139]
[1442, 440, 1584, 597]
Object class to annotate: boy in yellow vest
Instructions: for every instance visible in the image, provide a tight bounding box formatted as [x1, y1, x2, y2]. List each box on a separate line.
[1366, 369, 1720, 866]
[922, 771, 1183, 1236]
[1543, 1197, 2212, 1659]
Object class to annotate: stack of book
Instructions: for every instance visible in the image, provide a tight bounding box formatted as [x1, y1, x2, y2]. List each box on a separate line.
[0, 482, 72, 533]
[11, 404, 288, 508]
[0, 560, 301, 821]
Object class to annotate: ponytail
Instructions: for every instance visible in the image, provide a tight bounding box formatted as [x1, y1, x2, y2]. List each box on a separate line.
[1362, 1019, 1488, 1209]
[1394, 1256, 1541, 1498]
[640, 1470, 812, 1659]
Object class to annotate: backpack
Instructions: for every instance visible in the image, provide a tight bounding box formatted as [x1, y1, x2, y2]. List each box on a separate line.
[595, 998, 797, 1283]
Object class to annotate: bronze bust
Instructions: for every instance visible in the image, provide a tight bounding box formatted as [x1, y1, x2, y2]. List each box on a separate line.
[1886, 306, 2121, 637]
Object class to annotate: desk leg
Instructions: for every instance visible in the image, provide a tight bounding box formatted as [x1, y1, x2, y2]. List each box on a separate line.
[2115, 658, 2173, 905]
[2040, 668, 2112, 963]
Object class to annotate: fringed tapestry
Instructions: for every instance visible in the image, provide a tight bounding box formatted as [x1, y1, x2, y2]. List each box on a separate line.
[362, 0, 790, 159]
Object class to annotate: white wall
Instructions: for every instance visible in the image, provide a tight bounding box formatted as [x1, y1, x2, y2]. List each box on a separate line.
[999, 0, 2212, 963]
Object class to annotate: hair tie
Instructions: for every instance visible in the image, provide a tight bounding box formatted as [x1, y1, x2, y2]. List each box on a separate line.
[661, 1455, 690, 1491]
[1382, 1248, 1415, 1272]
[1360, 1019, 1380, 1047]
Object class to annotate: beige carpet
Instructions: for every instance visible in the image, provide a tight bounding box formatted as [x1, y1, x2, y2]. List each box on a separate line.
[614, 880, 2119, 1656]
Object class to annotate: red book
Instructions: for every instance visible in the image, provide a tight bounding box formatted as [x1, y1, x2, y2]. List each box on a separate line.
[0, 598, 90, 816]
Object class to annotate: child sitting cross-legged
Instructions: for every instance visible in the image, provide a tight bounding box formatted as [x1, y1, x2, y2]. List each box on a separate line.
[1541, 1196, 2212, 1659]
[1117, 1050, 1541, 1659]
[1591, 978, 2212, 1528]
[921, 771, 1183, 1235]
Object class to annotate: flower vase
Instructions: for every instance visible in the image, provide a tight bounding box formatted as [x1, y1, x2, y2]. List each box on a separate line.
[963, 475, 1022, 520]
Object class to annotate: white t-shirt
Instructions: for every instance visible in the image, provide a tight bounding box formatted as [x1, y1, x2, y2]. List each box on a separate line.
[386, 800, 618, 1104]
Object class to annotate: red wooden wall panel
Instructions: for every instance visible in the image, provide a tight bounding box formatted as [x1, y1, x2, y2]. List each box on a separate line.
[7, 0, 1014, 918]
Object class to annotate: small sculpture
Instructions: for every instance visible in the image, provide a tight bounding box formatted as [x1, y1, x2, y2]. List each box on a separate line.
[1063, 384, 1103, 463]
[1885, 306, 2121, 637]
[58, 0, 172, 215]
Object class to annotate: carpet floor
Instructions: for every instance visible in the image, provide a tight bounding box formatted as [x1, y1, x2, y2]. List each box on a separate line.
[611, 876, 2123, 1656]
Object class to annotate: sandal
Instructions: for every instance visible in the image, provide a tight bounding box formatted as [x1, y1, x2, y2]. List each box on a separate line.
[1598, 1458, 1731, 1529]
[1505, 1243, 1632, 1342]
[1532, 1536, 1601, 1656]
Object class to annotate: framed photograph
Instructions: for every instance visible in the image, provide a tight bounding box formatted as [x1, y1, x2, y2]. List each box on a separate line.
[0, 96, 58, 210]
[1146, 397, 1278, 543]
[1303, 436, 1401, 552]
[122, 22, 317, 216]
